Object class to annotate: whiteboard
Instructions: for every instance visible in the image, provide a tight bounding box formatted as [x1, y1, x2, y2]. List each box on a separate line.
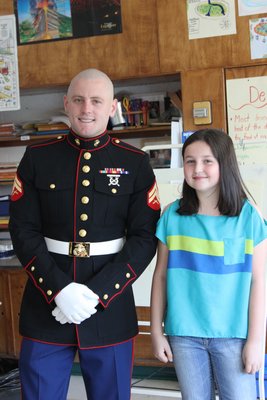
[226, 76, 267, 165]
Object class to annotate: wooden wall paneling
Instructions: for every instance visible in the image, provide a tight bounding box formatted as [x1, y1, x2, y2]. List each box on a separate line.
[3, 0, 160, 88]
[0, 271, 8, 356]
[181, 67, 227, 132]
[0, 2, 13, 15]
[7, 270, 27, 357]
[225, 65, 267, 80]
[156, 0, 267, 74]
[156, 0, 187, 73]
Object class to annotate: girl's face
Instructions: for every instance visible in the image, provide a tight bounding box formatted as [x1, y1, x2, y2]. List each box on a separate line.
[183, 141, 220, 197]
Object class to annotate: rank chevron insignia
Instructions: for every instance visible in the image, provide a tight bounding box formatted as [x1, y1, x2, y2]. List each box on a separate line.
[147, 181, 160, 210]
[11, 173, 24, 201]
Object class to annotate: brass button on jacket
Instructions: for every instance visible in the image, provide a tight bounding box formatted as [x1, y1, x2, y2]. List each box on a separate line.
[81, 196, 89, 204]
[79, 229, 87, 238]
[80, 213, 88, 221]
[82, 165, 90, 173]
[82, 180, 90, 187]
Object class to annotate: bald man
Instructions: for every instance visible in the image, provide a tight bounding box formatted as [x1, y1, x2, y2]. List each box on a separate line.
[9, 69, 160, 400]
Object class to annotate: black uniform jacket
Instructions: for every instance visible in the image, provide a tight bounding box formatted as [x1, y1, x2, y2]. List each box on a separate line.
[9, 130, 160, 348]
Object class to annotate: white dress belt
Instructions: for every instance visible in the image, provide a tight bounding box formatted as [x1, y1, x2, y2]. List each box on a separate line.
[44, 237, 124, 258]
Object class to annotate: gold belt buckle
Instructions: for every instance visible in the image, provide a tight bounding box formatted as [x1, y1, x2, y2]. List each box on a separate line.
[69, 242, 90, 257]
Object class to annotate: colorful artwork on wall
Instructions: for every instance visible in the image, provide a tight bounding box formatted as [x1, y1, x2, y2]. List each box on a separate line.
[186, 0, 237, 40]
[0, 15, 20, 111]
[14, 0, 122, 45]
[250, 17, 267, 60]
[238, 0, 267, 17]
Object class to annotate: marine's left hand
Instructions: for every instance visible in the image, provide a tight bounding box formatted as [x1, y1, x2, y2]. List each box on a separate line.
[52, 307, 72, 324]
[242, 340, 263, 374]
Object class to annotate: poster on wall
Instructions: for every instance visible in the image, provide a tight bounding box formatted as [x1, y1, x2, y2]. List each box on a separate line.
[186, 0, 237, 40]
[226, 76, 267, 165]
[0, 15, 20, 111]
[249, 17, 267, 60]
[238, 0, 267, 17]
[14, 0, 122, 45]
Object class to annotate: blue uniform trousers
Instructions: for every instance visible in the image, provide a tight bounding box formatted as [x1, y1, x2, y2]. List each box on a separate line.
[19, 338, 134, 400]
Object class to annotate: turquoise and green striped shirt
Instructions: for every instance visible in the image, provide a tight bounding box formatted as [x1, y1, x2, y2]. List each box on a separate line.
[156, 199, 267, 338]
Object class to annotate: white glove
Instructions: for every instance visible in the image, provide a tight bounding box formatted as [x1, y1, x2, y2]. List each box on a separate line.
[54, 282, 99, 324]
[52, 306, 72, 324]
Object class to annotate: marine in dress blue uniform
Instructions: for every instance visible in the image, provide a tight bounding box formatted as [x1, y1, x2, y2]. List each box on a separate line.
[9, 69, 160, 400]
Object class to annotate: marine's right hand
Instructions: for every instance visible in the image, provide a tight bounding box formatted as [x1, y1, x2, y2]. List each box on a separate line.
[53, 282, 99, 324]
[52, 307, 72, 324]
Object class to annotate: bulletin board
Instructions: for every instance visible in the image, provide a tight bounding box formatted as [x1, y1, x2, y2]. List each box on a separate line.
[226, 75, 267, 165]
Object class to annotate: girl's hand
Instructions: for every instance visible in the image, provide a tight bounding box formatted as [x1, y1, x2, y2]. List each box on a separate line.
[242, 340, 263, 374]
[151, 333, 173, 363]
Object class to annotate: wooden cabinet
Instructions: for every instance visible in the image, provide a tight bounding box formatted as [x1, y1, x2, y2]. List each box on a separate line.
[0, 272, 8, 355]
[0, 267, 27, 358]
[180, 67, 227, 132]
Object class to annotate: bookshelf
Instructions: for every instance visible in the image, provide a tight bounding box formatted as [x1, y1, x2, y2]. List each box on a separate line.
[0, 125, 171, 147]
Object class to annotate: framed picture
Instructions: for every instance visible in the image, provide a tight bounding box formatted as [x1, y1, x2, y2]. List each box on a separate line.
[14, 0, 122, 45]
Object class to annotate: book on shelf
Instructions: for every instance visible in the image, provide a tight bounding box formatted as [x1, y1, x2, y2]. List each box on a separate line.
[0, 163, 17, 182]
[16, 122, 70, 137]
[0, 162, 18, 170]
[0, 217, 9, 224]
[0, 195, 10, 217]
[0, 123, 16, 133]
[15, 128, 37, 137]
[0, 130, 15, 136]
[0, 217, 9, 230]
[0, 175, 16, 182]
[0, 238, 14, 258]
[35, 122, 69, 131]
[21, 114, 71, 131]
[0, 114, 71, 139]
[33, 129, 70, 136]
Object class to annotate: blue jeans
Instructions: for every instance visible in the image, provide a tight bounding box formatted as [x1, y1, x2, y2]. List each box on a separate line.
[168, 336, 257, 400]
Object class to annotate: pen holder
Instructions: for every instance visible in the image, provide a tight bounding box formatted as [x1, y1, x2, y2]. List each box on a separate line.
[123, 110, 148, 127]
